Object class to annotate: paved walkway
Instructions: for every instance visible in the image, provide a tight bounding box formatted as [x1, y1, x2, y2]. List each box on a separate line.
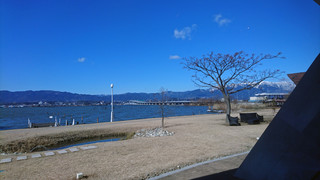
[150, 152, 248, 180]
[0, 145, 97, 164]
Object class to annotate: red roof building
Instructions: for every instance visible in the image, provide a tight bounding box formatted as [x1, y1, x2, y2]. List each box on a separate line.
[287, 72, 305, 85]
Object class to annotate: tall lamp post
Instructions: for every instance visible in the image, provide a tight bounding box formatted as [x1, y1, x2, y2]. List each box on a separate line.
[110, 83, 114, 122]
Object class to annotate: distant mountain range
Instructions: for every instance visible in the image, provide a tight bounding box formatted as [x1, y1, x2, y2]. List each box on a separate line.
[0, 81, 295, 104]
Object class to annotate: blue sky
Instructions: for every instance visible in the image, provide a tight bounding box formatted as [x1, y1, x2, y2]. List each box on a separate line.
[1, 0, 319, 95]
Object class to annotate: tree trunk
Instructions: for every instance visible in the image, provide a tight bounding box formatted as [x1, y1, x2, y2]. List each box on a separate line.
[224, 94, 232, 124]
[162, 116, 164, 128]
[161, 104, 165, 128]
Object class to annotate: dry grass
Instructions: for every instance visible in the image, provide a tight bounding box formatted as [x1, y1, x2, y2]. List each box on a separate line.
[0, 130, 129, 153]
[212, 102, 273, 113]
[0, 108, 277, 180]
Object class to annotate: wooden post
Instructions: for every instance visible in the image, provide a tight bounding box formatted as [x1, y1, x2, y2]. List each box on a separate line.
[81, 116, 83, 124]
[97, 117, 99, 123]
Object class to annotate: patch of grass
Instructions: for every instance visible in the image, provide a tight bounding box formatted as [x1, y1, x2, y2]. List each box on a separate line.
[123, 132, 136, 140]
[0, 129, 135, 153]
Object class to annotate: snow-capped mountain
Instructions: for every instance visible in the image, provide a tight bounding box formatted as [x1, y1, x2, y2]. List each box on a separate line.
[256, 81, 296, 92]
[207, 81, 295, 100]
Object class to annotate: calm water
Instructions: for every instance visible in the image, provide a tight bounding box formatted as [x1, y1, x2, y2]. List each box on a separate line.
[0, 105, 210, 130]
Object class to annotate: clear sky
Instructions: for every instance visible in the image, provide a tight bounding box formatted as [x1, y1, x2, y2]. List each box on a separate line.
[1, 0, 319, 95]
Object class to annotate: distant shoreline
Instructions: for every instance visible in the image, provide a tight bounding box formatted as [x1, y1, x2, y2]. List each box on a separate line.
[0, 103, 206, 108]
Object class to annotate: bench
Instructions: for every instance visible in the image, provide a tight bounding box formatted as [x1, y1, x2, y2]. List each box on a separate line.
[240, 113, 264, 124]
[227, 115, 241, 126]
[31, 123, 55, 128]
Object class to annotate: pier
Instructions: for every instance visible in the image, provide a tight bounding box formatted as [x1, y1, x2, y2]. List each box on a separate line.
[125, 100, 192, 106]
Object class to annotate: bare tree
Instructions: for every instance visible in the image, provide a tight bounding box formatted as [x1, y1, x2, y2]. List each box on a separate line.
[159, 87, 167, 128]
[183, 51, 284, 123]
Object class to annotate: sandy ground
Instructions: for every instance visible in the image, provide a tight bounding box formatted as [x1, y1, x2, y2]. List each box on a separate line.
[0, 109, 276, 180]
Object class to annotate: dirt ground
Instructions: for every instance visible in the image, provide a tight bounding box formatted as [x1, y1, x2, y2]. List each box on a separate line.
[0, 109, 277, 180]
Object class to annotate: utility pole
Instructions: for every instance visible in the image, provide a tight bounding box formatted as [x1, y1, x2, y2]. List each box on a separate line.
[110, 83, 114, 122]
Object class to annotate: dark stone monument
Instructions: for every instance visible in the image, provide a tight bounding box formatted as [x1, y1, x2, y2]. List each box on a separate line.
[235, 53, 320, 180]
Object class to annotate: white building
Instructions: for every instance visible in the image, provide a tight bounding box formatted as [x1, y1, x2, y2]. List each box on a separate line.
[249, 93, 289, 103]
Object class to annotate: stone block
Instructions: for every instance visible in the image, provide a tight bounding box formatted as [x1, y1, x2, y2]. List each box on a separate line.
[69, 148, 79, 152]
[17, 156, 27, 161]
[0, 158, 12, 164]
[80, 146, 97, 150]
[44, 152, 55, 156]
[31, 154, 41, 158]
[57, 150, 68, 154]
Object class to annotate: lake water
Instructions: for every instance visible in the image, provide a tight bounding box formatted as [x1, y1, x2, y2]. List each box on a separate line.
[49, 138, 121, 150]
[0, 105, 211, 130]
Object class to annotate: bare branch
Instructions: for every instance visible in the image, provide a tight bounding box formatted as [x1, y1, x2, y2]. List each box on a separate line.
[182, 51, 284, 116]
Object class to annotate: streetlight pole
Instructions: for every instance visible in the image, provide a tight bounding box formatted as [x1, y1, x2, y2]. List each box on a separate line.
[110, 83, 114, 122]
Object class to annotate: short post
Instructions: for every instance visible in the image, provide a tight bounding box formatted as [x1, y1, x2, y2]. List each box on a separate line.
[97, 117, 99, 123]
[28, 118, 32, 128]
[54, 116, 57, 127]
[81, 116, 83, 124]
[76, 172, 83, 179]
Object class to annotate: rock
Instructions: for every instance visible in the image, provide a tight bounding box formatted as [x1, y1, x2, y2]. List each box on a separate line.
[134, 128, 175, 138]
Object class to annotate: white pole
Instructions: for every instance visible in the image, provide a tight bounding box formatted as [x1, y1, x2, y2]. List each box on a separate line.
[110, 83, 114, 122]
[54, 116, 57, 127]
[28, 118, 32, 128]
